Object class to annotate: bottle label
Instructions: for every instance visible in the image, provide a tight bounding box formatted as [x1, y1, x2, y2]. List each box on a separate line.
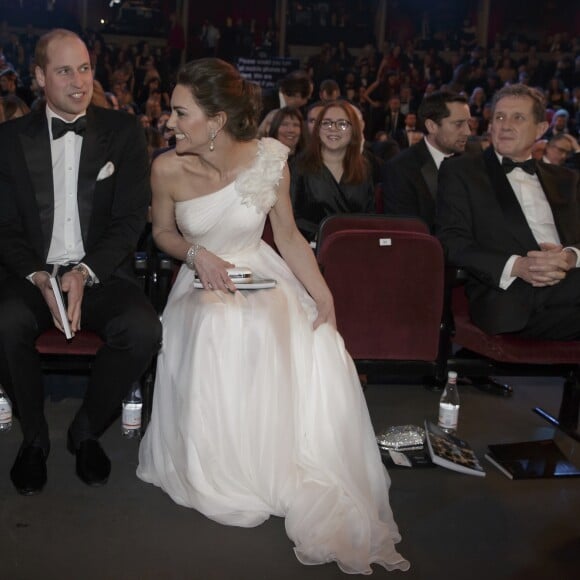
[438, 403, 459, 430]
[0, 401, 12, 424]
[122, 403, 142, 430]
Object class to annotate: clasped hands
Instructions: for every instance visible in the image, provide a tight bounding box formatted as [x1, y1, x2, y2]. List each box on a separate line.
[32, 269, 86, 335]
[512, 243, 577, 287]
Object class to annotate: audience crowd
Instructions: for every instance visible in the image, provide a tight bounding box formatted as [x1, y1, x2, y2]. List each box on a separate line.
[0, 14, 578, 224]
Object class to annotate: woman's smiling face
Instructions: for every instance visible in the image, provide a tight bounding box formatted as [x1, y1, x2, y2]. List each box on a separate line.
[318, 106, 353, 152]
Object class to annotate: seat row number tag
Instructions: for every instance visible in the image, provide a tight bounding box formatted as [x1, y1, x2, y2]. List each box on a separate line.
[379, 238, 392, 246]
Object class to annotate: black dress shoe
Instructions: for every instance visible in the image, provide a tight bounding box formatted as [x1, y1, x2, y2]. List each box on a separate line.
[10, 445, 48, 495]
[67, 431, 111, 486]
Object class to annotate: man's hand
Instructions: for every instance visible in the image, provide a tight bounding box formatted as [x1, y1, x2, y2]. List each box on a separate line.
[60, 270, 85, 333]
[32, 271, 69, 334]
[512, 243, 574, 287]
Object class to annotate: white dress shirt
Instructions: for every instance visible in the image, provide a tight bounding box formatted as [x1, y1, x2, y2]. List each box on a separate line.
[424, 137, 453, 169]
[498, 153, 580, 288]
[27, 107, 98, 285]
[46, 106, 85, 265]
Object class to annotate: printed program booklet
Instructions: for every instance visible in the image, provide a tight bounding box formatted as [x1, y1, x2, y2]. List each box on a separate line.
[424, 420, 486, 477]
[49, 273, 73, 339]
[485, 439, 580, 480]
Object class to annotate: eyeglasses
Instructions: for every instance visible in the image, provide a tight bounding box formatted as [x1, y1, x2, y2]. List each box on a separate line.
[320, 119, 352, 131]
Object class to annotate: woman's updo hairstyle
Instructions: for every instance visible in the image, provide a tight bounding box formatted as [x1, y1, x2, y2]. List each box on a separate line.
[177, 58, 262, 141]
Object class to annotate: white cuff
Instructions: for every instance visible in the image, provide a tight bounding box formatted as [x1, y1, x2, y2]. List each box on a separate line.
[563, 247, 580, 267]
[499, 255, 519, 290]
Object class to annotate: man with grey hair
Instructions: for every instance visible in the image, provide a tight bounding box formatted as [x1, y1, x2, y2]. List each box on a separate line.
[437, 84, 580, 339]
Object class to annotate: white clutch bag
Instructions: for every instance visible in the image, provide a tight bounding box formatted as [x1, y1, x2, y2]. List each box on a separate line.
[193, 267, 277, 289]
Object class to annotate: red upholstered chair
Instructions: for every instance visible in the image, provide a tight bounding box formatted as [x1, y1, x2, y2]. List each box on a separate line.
[36, 328, 103, 370]
[374, 183, 384, 214]
[316, 214, 446, 385]
[449, 283, 580, 441]
[36, 326, 155, 430]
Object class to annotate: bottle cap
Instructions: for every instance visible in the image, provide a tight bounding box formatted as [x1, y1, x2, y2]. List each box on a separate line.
[448, 371, 458, 379]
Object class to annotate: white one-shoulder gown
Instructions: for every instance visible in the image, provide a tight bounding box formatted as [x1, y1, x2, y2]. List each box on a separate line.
[137, 138, 409, 574]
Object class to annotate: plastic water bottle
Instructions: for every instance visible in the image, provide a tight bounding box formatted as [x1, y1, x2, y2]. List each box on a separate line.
[0, 386, 13, 432]
[122, 383, 143, 438]
[438, 371, 460, 434]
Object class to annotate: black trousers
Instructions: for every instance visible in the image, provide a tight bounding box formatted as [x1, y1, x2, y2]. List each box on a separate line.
[516, 268, 580, 341]
[0, 276, 162, 453]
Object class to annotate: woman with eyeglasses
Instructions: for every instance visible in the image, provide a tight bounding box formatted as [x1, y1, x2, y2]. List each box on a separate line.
[291, 100, 375, 242]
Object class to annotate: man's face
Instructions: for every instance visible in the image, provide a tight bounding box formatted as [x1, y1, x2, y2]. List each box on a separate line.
[490, 95, 548, 161]
[545, 139, 572, 165]
[404, 113, 417, 129]
[286, 92, 308, 108]
[553, 115, 567, 130]
[35, 35, 93, 121]
[306, 105, 323, 134]
[427, 102, 471, 154]
[0, 72, 17, 94]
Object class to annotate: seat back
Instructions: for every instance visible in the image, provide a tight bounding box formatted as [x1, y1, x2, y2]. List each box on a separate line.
[317, 214, 444, 362]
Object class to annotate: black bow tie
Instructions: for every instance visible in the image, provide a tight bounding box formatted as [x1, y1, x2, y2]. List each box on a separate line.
[51, 116, 87, 139]
[501, 156, 536, 175]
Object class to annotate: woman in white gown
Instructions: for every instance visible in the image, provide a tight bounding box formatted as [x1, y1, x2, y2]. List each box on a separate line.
[137, 58, 409, 575]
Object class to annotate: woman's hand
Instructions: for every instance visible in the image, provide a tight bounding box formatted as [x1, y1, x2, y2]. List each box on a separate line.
[313, 296, 336, 330]
[193, 248, 237, 292]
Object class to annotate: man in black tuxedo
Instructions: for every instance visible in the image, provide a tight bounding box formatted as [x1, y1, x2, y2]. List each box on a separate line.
[383, 91, 471, 229]
[0, 29, 162, 495]
[383, 95, 404, 139]
[436, 84, 580, 339]
[259, 69, 312, 122]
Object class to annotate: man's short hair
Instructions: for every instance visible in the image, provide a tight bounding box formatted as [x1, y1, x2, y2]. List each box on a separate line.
[547, 133, 573, 151]
[279, 70, 311, 99]
[319, 79, 339, 94]
[491, 83, 546, 124]
[34, 28, 82, 70]
[418, 90, 468, 127]
[0, 68, 17, 80]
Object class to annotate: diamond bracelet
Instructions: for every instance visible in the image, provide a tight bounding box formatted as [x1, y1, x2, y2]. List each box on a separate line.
[185, 243, 205, 270]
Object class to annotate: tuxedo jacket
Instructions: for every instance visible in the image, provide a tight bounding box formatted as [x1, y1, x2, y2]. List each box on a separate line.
[382, 138, 437, 230]
[0, 105, 151, 283]
[384, 110, 405, 137]
[436, 146, 580, 334]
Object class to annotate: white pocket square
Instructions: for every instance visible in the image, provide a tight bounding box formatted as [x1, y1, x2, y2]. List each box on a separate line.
[96, 161, 115, 181]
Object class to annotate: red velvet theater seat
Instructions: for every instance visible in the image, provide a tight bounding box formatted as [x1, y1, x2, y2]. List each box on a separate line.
[450, 284, 580, 440]
[316, 214, 446, 384]
[36, 328, 103, 365]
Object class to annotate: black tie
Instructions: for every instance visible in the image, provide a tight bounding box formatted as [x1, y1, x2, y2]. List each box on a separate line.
[51, 116, 87, 139]
[501, 156, 536, 175]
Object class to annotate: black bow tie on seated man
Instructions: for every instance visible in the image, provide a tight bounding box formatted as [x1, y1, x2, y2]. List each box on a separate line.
[501, 156, 536, 175]
[51, 116, 87, 139]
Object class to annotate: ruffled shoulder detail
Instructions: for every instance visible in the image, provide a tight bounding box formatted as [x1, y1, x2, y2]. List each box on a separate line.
[236, 138, 289, 213]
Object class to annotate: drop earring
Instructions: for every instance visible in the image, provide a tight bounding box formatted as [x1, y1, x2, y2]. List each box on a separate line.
[209, 130, 216, 152]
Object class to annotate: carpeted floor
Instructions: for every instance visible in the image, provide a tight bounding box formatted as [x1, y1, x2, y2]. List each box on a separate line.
[1, 375, 579, 580]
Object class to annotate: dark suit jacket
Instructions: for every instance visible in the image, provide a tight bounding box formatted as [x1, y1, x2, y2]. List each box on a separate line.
[436, 146, 580, 334]
[384, 110, 404, 137]
[0, 105, 151, 283]
[382, 139, 438, 229]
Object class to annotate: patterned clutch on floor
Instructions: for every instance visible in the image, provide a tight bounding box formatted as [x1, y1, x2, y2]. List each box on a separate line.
[376, 425, 425, 451]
